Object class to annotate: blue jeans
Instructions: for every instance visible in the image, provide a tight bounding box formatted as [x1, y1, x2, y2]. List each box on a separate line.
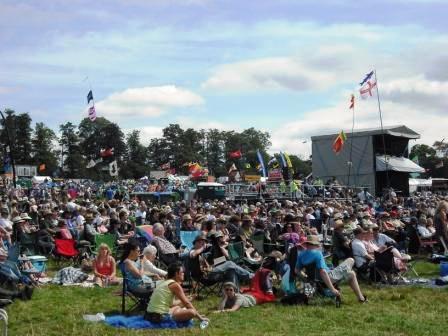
[210, 261, 253, 283]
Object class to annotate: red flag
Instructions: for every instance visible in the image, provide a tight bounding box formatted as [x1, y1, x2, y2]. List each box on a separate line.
[39, 164, 46, 172]
[349, 94, 355, 109]
[100, 148, 114, 158]
[229, 149, 242, 159]
[332, 131, 347, 154]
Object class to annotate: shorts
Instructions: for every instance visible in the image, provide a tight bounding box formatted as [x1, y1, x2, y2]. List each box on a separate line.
[144, 311, 172, 323]
[328, 258, 354, 283]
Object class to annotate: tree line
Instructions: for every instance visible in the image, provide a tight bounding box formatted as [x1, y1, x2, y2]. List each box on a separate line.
[0, 109, 312, 180]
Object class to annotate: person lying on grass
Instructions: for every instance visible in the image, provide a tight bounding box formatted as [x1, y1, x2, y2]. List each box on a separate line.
[145, 262, 209, 324]
[214, 282, 257, 313]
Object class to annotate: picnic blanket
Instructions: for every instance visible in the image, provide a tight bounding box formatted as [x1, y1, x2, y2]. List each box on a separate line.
[105, 315, 193, 329]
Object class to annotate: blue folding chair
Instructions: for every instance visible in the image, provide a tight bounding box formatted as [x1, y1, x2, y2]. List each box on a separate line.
[180, 231, 200, 251]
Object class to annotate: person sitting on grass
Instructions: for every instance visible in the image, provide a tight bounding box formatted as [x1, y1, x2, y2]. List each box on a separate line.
[295, 235, 367, 303]
[214, 281, 257, 313]
[93, 243, 120, 287]
[145, 262, 209, 324]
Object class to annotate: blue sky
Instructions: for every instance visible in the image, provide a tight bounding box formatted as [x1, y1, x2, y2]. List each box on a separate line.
[1, 0, 447, 157]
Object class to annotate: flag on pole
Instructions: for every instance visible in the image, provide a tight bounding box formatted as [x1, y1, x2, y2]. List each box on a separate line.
[349, 94, 355, 109]
[283, 152, 293, 168]
[100, 147, 114, 158]
[88, 106, 97, 121]
[109, 160, 118, 177]
[87, 90, 94, 104]
[360, 79, 377, 99]
[229, 149, 242, 159]
[359, 71, 374, 86]
[228, 163, 238, 174]
[256, 150, 267, 178]
[279, 152, 287, 168]
[332, 130, 347, 154]
[38, 164, 46, 172]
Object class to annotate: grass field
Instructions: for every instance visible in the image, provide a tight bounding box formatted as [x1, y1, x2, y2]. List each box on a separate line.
[7, 262, 448, 336]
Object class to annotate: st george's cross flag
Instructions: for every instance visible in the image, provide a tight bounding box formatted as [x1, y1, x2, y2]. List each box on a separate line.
[360, 79, 377, 99]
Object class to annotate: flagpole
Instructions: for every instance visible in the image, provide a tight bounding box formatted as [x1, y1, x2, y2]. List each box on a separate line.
[347, 95, 355, 192]
[374, 69, 390, 193]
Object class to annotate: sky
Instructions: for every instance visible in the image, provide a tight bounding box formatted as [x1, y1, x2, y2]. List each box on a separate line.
[1, 0, 447, 158]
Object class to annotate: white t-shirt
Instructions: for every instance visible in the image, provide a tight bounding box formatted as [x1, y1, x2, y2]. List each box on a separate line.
[0, 218, 12, 230]
[351, 238, 369, 268]
[141, 259, 167, 277]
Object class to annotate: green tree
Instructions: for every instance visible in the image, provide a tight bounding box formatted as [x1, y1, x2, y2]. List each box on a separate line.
[410, 144, 437, 178]
[121, 130, 148, 179]
[60, 122, 85, 178]
[0, 110, 33, 164]
[32, 122, 58, 176]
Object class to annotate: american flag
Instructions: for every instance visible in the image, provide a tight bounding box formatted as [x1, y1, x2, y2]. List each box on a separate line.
[88, 106, 96, 121]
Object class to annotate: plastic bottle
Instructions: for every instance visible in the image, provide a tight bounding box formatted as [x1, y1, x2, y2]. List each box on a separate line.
[200, 320, 209, 329]
[83, 313, 105, 322]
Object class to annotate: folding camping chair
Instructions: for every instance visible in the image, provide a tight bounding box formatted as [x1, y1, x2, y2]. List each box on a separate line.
[180, 231, 200, 251]
[228, 241, 261, 271]
[300, 262, 341, 307]
[53, 239, 79, 263]
[119, 262, 152, 315]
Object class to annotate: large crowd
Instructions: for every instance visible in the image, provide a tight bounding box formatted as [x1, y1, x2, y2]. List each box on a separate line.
[1, 179, 448, 326]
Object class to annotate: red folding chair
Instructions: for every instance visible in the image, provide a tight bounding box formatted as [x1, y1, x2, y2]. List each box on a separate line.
[54, 239, 79, 259]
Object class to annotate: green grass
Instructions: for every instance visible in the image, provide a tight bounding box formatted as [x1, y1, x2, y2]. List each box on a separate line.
[7, 261, 448, 336]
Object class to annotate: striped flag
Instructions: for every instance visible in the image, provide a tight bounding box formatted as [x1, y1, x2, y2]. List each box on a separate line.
[88, 106, 97, 121]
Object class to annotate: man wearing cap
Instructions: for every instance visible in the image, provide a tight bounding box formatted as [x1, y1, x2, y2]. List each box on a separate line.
[296, 235, 366, 302]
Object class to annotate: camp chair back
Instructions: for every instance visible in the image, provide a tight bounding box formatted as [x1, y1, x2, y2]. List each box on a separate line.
[119, 262, 151, 315]
[227, 241, 261, 271]
[373, 247, 399, 283]
[94, 234, 117, 255]
[251, 233, 265, 255]
[54, 239, 79, 259]
[302, 261, 341, 307]
[18, 231, 38, 256]
[186, 256, 226, 299]
[180, 231, 200, 251]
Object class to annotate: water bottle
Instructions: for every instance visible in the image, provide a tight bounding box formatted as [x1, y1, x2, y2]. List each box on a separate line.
[200, 320, 209, 329]
[83, 313, 105, 322]
[104, 277, 109, 288]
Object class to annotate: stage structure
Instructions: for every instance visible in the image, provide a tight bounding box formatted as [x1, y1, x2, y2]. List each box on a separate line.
[311, 125, 425, 196]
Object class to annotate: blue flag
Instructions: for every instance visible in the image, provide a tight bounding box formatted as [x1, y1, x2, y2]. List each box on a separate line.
[87, 90, 94, 104]
[359, 71, 374, 86]
[256, 150, 267, 178]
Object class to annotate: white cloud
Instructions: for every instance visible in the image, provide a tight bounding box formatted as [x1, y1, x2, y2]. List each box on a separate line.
[95, 85, 204, 118]
[128, 126, 164, 145]
[202, 57, 336, 92]
[381, 76, 448, 111]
